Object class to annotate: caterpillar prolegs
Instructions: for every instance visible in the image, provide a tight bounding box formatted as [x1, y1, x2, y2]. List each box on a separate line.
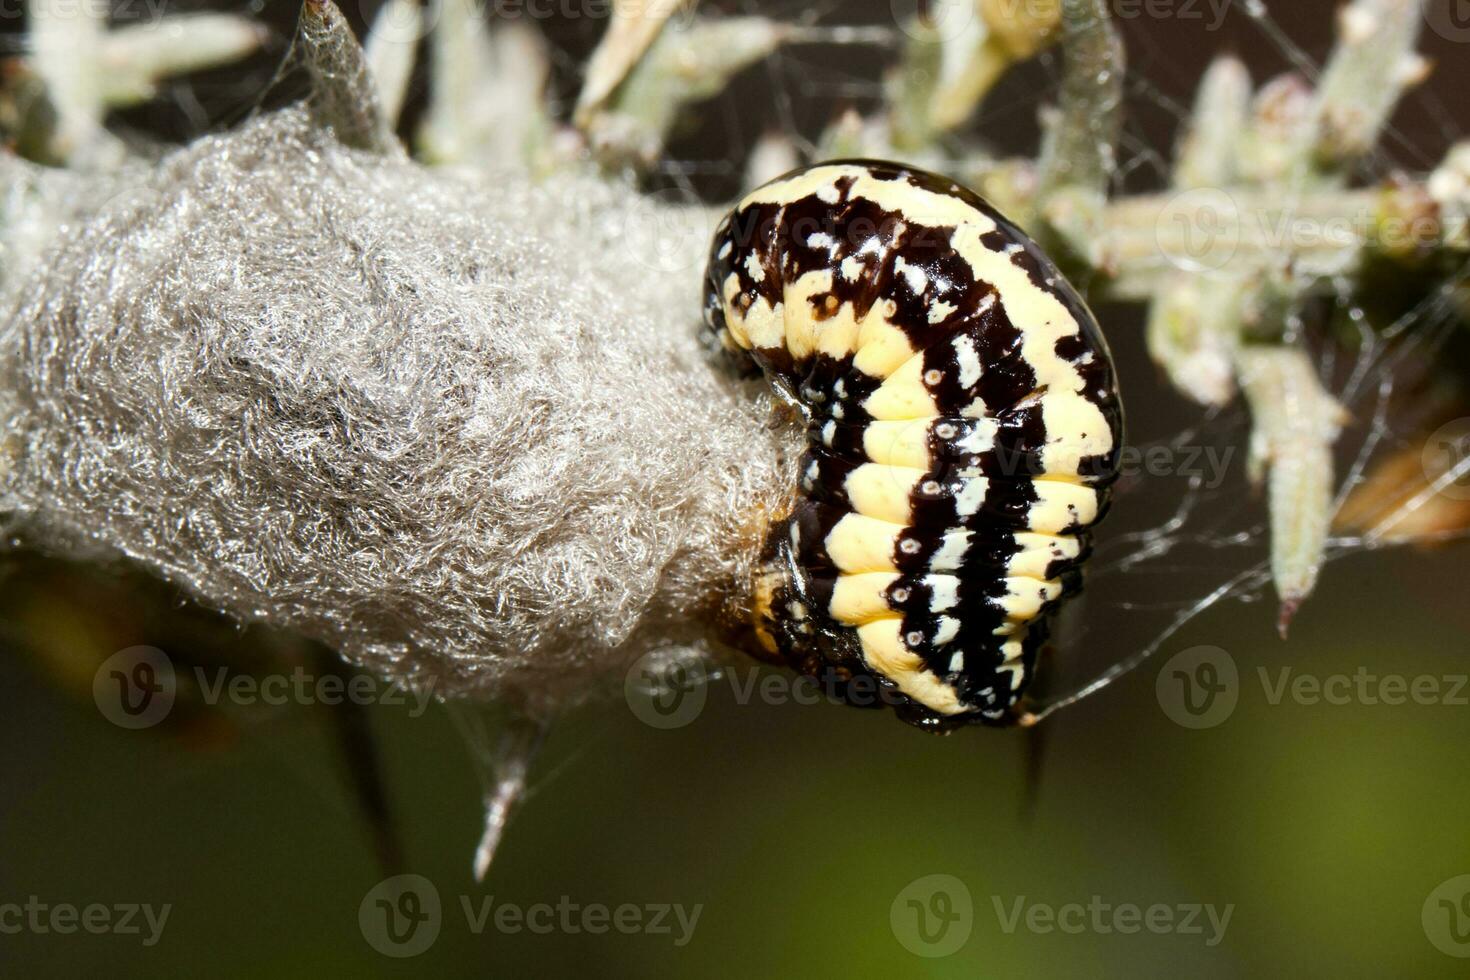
[704, 161, 1124, 731]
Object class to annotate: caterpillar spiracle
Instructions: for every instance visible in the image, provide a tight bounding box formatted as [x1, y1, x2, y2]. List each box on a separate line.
[704, 161, 1124, 731]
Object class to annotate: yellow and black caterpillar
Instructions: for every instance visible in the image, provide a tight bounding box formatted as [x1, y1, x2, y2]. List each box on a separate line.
[704, 161, 1123, 730]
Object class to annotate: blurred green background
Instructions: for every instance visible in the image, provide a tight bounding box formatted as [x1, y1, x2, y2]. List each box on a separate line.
[4, 0, 1470, 976]
[4, 543, 1470, 977]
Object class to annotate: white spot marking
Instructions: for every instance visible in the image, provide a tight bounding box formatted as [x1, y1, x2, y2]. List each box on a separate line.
[894, 255, 928, 294]
[953, 335, 982, 389]
[927, 300, 957, 324]
[954, 422, 994, 453]
[928, 576, 959, 612]
[743, 250, 764, 283]
[929, 533, 969, 569]
[955, 480, 987, 517]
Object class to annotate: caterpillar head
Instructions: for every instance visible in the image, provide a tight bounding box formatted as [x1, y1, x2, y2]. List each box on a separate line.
[704, 160, 1123, 731]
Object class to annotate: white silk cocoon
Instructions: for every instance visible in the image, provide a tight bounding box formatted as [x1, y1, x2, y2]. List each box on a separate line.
[0, 108, 800, 703]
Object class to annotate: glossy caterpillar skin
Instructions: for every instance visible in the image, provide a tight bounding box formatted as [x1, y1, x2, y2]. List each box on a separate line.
[704, 161, 1123, 731]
